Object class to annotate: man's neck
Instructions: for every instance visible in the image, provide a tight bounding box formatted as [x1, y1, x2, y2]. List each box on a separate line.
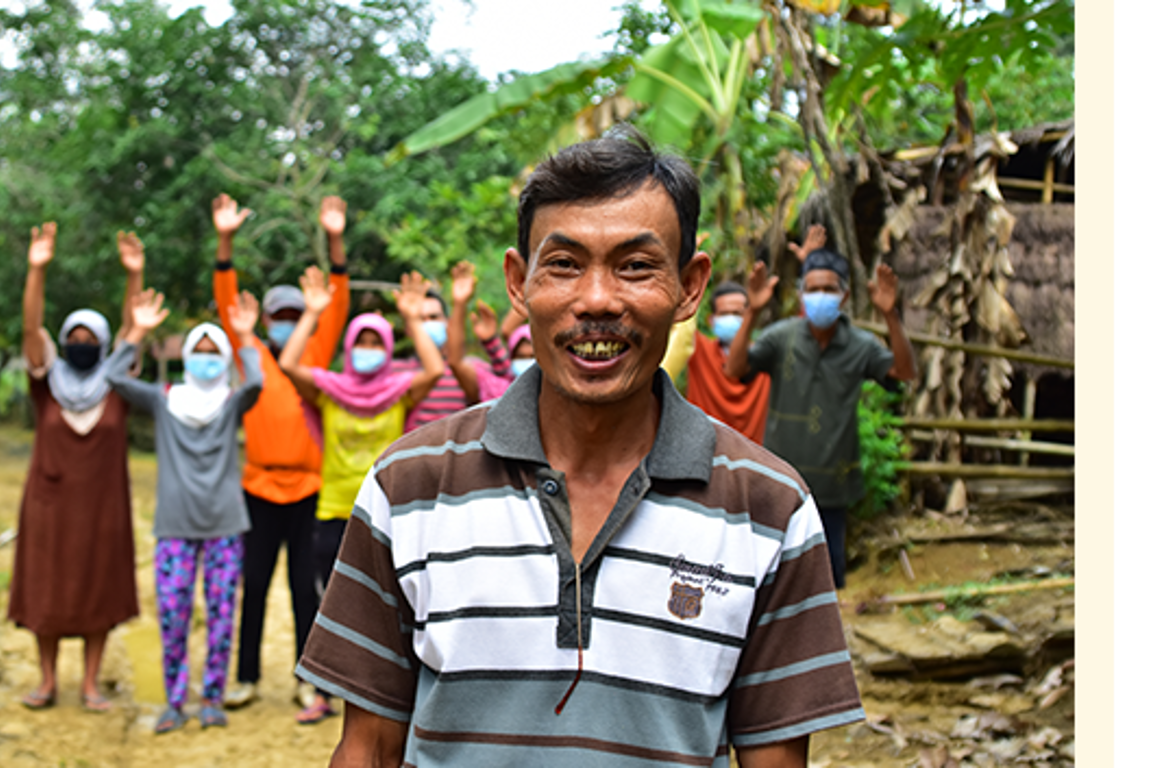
[807, 319, 838, 350]
[536, 380, 661, 479]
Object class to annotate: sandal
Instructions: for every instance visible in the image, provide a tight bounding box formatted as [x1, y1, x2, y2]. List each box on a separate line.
[200, 703, 228, 728]
[82, 692, 112, 713]
[295, 697, 336, 725]
[154, 705, 187, 734]
[21, 688, 56, 710]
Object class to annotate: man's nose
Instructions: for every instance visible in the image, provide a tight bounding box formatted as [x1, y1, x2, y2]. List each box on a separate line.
[574, 267, 625, 318]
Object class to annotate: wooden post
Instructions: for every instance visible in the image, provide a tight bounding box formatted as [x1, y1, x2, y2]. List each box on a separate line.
[1042, 157, 1055, 204]
[1019, 376, 1037, 465]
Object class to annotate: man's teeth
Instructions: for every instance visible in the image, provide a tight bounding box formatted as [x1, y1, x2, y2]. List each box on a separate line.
[570, 340, 626, 359]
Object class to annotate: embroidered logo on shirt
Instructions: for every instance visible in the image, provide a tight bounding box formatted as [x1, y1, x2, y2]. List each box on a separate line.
[668, 555, 732, 597]
[668, 582, 703, 620]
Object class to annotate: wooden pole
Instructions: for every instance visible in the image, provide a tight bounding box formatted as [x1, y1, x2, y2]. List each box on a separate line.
[898, 462, 1074, 479]
[881, 577, 1074, 606]
[855, 321, 1075, 370]
[901, 417, 1074, 432]
[963, 434, 1074, 457]
[1042, 157, 1056, 203]
[1019, 376, 1037, 465]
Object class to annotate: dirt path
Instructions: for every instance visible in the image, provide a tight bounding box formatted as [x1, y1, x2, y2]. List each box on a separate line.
[0, 424, 1074, 766]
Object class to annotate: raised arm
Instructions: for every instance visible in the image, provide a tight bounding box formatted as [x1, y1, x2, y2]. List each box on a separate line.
[446, 261, 481, 403]
[306, 195, 352, 368]
[278, 266, 333, 406]
[22, 222, 56, 370]
[473, 300, 510, 377]
[227, 290, 266, 410]
[116, 230, 146, 341]
[108, 289, 170, 411]
[786, 223, 827, 265]
[394, 271, 445, 406]
[723, 261, 777, 381]
[211, 193, 253, 356]
[868, 263, 917, 382]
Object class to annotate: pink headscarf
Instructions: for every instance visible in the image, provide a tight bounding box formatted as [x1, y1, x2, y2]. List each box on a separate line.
[507, 324, 533, 358]
[303, 313, 416, 445]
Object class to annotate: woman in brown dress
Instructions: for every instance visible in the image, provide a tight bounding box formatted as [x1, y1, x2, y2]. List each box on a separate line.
[8, 222, 144, 712]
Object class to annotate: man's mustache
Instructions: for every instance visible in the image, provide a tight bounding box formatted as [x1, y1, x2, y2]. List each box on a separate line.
[554, 321, 643, 348]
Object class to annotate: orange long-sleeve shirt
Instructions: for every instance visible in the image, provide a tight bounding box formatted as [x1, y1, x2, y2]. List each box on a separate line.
[215, 266, 350, 504]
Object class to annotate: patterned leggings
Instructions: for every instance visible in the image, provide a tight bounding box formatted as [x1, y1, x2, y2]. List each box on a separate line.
[155, 536, 243, 709]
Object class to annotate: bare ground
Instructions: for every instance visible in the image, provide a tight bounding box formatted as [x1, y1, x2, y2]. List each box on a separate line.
[0, 425, 1074, 767]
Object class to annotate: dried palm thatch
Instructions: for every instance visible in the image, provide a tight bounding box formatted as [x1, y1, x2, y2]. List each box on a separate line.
[873, 123, 1074, 463]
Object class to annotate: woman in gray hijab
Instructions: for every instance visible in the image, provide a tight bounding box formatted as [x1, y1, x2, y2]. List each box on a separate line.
[7, 222, 145, 713]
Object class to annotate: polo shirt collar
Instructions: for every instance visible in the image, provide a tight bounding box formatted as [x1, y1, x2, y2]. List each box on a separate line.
[482, 364, 714, 483]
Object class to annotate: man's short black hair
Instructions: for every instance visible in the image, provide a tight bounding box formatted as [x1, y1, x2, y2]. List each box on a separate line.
[801, 248, 850, 291]
[424, 288, 449, 317]
[517, 124, 700, 269]
[709, 281, 748, 313]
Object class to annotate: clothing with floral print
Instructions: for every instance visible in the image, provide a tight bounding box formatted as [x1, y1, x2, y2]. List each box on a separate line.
[155, 536, 243, 709]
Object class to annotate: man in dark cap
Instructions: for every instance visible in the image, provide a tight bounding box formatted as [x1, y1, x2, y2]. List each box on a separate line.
[724, 243, 916, 589]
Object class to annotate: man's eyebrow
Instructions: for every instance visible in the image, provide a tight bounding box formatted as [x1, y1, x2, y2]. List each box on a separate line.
[538, 231, 663, 252]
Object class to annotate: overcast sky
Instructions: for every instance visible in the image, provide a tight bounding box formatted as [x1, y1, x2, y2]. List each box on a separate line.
[165, 0, 654, 80]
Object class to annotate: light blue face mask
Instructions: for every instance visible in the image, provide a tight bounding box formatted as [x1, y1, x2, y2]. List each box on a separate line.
[185, 353, 228, 382]
[710, 315, 743, 344]
[350, 348, 387, 375]
[801, 292, 844, 330]
[422, 320, 448, 348]
[510, 358, 535, 378]
[266, 320, 296, 348]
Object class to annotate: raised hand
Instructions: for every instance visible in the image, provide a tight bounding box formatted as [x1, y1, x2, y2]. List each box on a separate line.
[117, 230, 145, 274]
[747, 261, 779, 312]
[28, 222, 57, 269]
[787, 223, 826, 264]
[130, 289, 169, 333]
[393, 271, 432, 322]
[228, 290, 261, 339]
[212, 193, 252, 236]
[299, 265, 335, 315]
[450, 261, 477, 307]
[470, 299, 498, 342]
[868, 263, 899, 315]
[318, 195, 347, 236]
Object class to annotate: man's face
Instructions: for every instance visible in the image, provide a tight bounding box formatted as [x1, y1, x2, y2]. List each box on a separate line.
[711, 291, 747, 320]
[419, 297, 446, 323]
[505, 181, 709, 406]
[801, 269, 845, 297]
[262, 307, 303, 331]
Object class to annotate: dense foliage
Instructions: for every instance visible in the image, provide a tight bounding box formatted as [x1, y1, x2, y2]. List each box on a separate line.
[1, 0, 1073, 363]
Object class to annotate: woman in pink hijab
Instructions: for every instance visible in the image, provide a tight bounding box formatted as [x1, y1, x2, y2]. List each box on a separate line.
[278, 267, 443, 723]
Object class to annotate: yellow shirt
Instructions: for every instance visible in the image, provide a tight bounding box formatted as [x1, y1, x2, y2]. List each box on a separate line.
[316, 394, 407, 522]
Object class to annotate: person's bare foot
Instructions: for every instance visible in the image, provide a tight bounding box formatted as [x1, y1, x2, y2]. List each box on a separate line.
[22, 685, 56, 710]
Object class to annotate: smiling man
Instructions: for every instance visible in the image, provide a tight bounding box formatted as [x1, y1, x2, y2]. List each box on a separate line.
[296, 127, 865, 767]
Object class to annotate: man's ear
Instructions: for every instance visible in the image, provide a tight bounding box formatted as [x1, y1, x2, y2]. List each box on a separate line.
[674, 251, 712, 324]
[504, 248, 529, 318]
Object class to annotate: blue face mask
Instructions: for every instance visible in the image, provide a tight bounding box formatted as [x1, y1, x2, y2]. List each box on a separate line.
[802, 292, 844, 330]
[350, 348, 387, 375]
[185, 353, 228, 382]
[509, 358, 535, 378]
[710, 315, 742, 344]
[266, 320, 296, 348]
[422, 320, 448, 348]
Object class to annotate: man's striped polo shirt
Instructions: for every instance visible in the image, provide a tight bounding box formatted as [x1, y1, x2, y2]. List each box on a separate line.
[297, 366, 865, 767]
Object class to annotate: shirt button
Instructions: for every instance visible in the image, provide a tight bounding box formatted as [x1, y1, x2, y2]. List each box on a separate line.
[542, 479, 559, 496]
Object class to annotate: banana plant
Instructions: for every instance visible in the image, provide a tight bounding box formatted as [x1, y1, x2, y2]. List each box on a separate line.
[383, 0, 779, 272]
